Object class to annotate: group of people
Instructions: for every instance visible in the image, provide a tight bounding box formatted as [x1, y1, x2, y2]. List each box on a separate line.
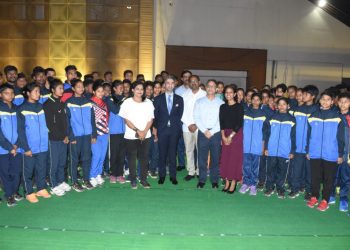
[0, 65, 349, 215]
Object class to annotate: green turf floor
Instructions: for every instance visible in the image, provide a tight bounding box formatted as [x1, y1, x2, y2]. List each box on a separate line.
[0, 171, 350, 250]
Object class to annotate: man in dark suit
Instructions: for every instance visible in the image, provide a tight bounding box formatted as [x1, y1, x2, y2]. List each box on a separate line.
[153, 75, 184, 185]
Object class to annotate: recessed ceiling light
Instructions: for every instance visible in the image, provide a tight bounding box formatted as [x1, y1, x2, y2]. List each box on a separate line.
[127, 6, 132, 10]
[318, 0, 327, 8]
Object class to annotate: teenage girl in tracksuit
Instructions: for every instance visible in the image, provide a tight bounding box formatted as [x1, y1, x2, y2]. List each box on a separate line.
[264, 97, 296, 198]
[89, 82, 109, 186]
[65, 79, 97, 191]
[18, 82, 51, 203]
[240, 93, 267, 195]
[0, 84, 23, 206]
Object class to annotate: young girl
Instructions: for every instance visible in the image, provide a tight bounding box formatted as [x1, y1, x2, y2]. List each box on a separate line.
[43, 78, 70, 196]
[240, 93, 267, 196]
[18, 82, 51, 203]
[119, 81, 154, 189]
[66, 79, 97, 192]
[0, 84, 23, 206]
[90, 82, 109, 187]
[307, 91, 344, 211]
[264, 97, 296, 199]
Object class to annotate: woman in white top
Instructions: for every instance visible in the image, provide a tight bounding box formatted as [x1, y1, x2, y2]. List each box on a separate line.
[119, 81, 154, 189]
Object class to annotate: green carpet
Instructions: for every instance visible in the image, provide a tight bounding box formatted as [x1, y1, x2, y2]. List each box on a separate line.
[0, 172, 349, 249]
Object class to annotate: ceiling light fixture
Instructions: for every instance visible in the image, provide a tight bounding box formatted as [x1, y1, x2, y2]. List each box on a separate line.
[318, 0, 327, 8]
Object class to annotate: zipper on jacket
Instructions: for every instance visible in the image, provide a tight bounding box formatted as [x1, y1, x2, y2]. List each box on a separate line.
[276, 121, 282, 156]
[80, 105, 86, 135]
[37, 112, 42, 153]
[320, 112, 324, 159]
[249, 118, 254, 153]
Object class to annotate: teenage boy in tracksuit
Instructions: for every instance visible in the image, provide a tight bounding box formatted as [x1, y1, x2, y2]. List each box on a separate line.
[306, 91, 344, 212]
[289, 85, 319, 200]
[240, 93, 267, 196]
[65, 79, 97, 192]
[0, 84, 23, 207]
[264, 97, 296, 199]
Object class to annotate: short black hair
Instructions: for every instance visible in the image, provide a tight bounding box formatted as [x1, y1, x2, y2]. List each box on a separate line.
[190, 75, 200, 82]
[4, 65, 18, 74]
[288, 85, 297, 92]
[83, 79, 94, 88]
[181, 70, 192, 77]
[145, 81, 154, 89]
[251, 93, 262, 101]
[92, 81, 104, 92]
[23, 82, 40, 98]
[206, 79, 217, 86]
[104, 71, 112, 77]
[71, 78, 82, 88]
[338, 92, 350, 100]
[32, 66, 45, 76]
[112, 80, 122, 88]
[277, 97, 289, 105]
[84, 74, 93, 81]
[261, 89, 271, 97]
[320, 90, 335, 100]
[48, 77, 63, 92]
[122, 79, 131, 85]
[45, 67, 55, 75]
[0, 83, 14, 93]
[17, 72, 26, 79]
[217, 81, 224, 87]
[160, 70, 169, 75]
[276, 83, 287, 93]
[302, 85, 319, 98]
[123, 70, 133, 77]
[76, 71, 82, 78]
[103, 82, 112, 89]
[65, 65, 77, 73]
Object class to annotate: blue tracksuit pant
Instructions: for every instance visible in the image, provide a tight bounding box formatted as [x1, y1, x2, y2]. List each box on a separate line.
[243, 153, 260, 186]
[48, 140, 67, 188]
[70, 135, 92, 182]
[0, 154, 22, 198]
[23, 152, 48, 195]
[90, 134, 109, 179]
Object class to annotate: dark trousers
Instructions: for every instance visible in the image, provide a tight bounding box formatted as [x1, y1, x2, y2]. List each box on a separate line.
[69, 135, 91, 183]
[177, 134, 186, 167]
[0, 154, 22, 198]
[125, 138, 150, 182]
[243, 153, 260, 186]
[109, 134, 126, 177]
[197, 131, 221, 184]
[49, 140, 67, 188]
[23, 152, 48, 195]
[310, 159, 338, 202]
[290, 153, 307, 193]
[149, 135, 159, 172]
[158, 128, 181, 179]
[103, 142, 110, 174]
[338, 162, 350, 201]
[258, 155, 267, 184]
[266, 156, 290, 192]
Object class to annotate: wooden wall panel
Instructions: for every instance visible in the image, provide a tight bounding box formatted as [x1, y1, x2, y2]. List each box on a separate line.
[166, 45, 267, 89]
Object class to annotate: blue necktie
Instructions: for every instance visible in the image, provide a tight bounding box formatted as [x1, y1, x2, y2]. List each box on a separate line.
[167, 94, 172, 114]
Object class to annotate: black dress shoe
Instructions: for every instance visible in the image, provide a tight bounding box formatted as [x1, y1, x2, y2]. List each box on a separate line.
[170, 178, 178, 185]
[212, 183, 218, 189]
[197, 182, 205, 188]
[176, 166, 185, 171]
[184, 175, 195, 181]
[158, 177, 165, 184]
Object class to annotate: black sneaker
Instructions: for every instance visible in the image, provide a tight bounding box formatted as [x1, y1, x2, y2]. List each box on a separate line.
[7, 196, 17, 207]
[288, 191, 299, 199]
[82, 180, 94, 190]
[131, 180, 138, 189]
[299, 188, 305, 193]
[184, 175, 195, 181]
[148, 171, 158, 179]
[277, 191, 285, 199]
[257, 182, 265, 191]
[176, 166, 185, 171]
[304, 193, 312, 201]
[212, 183, 219, 189]
[72, 182, 84, 192]
[140, 181, 151, 189]
[197, 182, 205, 188]
[264, 189, 274, 197]
[14, 193, 24, 201]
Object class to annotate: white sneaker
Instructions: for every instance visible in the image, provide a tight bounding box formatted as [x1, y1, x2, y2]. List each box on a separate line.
[96, 175, 105, 185]
[124, 169, 130, 176]
[90, 178, 98, 187]
[59, 182, 72, 192]
[51, 186, 65, 196]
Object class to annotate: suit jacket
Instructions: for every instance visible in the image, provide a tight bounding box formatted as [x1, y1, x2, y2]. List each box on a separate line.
[153, 93, 184, 134]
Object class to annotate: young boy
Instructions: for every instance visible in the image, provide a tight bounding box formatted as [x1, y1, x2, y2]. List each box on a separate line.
[83, 79, 94, 99]
[287, 85, 298, 109]
[32, 66, 50, 104]
[0, 84, 23, 207]
[275, 83, 287, 98]
[61, 65, 77, 103]
[66, 79, 97, 191]
[295, 88, 304, 107]
[264, 97, 296, 199]
[328, 92, 350, 212]
[306, 91, 344, 211]
[240, 93, 267, 195]
[43, 78, 71, 196]
[13, 73, 26, 106]
[290, 85, 319, 200]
